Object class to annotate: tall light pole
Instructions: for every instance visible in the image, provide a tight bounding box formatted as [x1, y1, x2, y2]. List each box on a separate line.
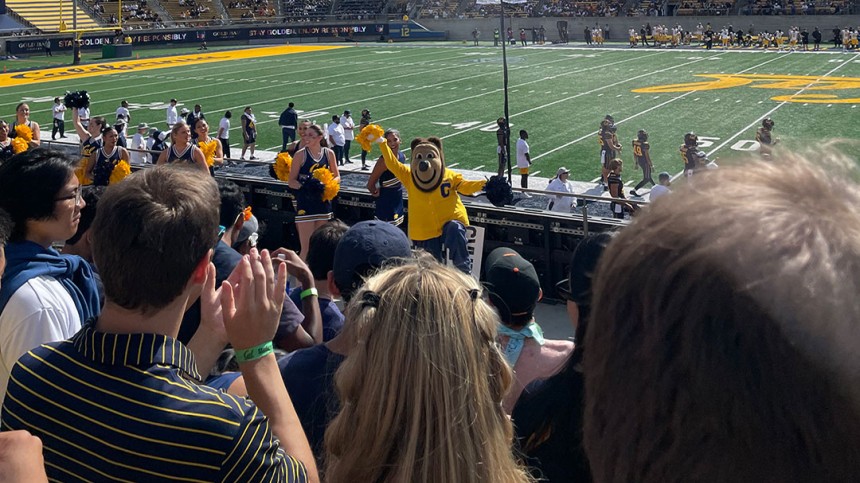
[499, 1, 512, 182]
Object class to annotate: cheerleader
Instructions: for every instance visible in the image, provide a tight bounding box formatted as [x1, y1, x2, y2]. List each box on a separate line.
[288, 124, 340, 260]
[87, 126, 130, 187]
[9, 103, 41, 148]
[156, 121, 209, 175]
[285, 119, 312, 156]
[0, 121, 13, 164]
[366, 128, 406, 226]
[72, 108, 105, 184]
[195, 119, 224, 175]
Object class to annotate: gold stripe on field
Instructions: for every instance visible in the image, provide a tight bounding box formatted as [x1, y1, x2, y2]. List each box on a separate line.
[0, 45, 347, 87]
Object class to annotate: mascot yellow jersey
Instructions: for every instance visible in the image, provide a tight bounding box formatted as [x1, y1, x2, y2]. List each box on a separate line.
[380, 138, 485, 241]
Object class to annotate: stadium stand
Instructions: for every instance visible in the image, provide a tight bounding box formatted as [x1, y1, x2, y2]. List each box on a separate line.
[626, 0, 664, 16]
[463, 0, 535, 17]
[334, 0, 385, 19]
[745, 0, 850, 14]
[530, 0, 625, 17]
[224, 0, 277, 20]
[162, 0, 218, 22]
[6, 0, 100, 31]
[282, 0, 333, 21]
[82, 0, 164, 29]
[418, 0, 465, 19]
[672, 0, 735, 15]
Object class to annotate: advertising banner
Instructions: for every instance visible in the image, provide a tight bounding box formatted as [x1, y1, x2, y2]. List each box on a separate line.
[5, 23, 389, 55]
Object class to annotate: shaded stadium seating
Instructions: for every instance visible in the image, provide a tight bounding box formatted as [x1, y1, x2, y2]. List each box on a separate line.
[7, 0, 100, 31]
[335, 0, 384, 19]
[282, 0, 333, 20]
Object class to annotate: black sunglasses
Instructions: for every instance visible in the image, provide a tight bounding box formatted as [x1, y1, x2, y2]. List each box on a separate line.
[555, 278, 574, 302]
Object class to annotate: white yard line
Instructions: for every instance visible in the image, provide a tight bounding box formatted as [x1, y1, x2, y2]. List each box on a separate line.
[532, 51, 792, 160]
[258, 51, 645, 151]
[669, 52, 860, 181]
[19, 48, 470, 116]
[12, 47, 367, 113]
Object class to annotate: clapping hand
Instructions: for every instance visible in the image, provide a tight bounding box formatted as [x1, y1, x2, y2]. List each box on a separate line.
[220, 248, 287, 351]
[271, 248, 314, 288]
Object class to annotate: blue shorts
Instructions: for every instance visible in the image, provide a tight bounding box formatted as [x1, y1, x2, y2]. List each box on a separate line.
[205, 372, 242, 391]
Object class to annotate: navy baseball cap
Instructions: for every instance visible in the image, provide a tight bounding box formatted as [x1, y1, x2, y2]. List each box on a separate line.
[484, 247, 541, 325]
[332, 220, 412, 301]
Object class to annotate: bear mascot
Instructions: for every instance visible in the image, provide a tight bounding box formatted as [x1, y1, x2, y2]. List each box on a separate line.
[378, 136, 484, 273]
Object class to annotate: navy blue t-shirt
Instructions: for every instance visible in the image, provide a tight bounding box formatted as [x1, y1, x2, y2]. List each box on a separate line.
[288, 288, 344, 342]
[279, 345, 346, 457]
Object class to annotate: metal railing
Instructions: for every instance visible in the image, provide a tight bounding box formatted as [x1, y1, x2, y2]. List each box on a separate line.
[40, 138, 641, 232]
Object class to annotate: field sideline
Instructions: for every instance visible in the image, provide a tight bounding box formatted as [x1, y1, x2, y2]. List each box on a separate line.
[2, 43, 858, 183]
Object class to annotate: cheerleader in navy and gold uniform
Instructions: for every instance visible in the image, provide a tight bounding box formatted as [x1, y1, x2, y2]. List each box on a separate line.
[72, 109, 106, 184]
[288, 123, 340, 259]
[156, 121, 210, 175]
[195, 119, 224, 176]
[367, 128, 406, 226]
[9, 103, 41, 148]
[285, 119, 311, 156]
[0, 121, 13, 165]
[87, 126, 130, 187]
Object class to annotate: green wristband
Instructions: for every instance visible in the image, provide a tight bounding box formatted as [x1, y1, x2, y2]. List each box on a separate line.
[300, 287, 319, 300]
[234, 341, 274, 364]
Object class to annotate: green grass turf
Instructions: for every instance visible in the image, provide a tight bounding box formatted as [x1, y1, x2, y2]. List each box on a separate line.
[3, 43, 859, 182]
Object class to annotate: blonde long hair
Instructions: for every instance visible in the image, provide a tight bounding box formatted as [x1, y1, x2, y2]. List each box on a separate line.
[325, 257, 532, 483]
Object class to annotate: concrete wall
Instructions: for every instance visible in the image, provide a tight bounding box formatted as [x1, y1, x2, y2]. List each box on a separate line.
[417, 15, 860, 42]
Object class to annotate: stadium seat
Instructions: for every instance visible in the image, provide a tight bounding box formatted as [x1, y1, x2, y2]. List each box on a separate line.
[6, 0, 100, 32]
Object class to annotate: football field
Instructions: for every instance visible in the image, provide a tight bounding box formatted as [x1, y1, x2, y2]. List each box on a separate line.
[2, 43, 858, 181]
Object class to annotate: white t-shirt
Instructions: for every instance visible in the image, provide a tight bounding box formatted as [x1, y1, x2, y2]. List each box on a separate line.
[341, 116, 355, 141]
[0, 276, 82, 408]
[327, 122, 345, 147]
[52, 103, 66, 121]
[131, 132, 149, 164]
[166, 105, 178, 126]
[546, 178, 576, 212]
[116, 106, 130, 121]
[78, 106, 90, 121]
[218, 117, 230, 140]
[516, 138, 530, 169]
[649, 184, 671, 202]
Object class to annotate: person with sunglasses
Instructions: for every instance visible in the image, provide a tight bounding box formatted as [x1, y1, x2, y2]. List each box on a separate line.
[0, 149, 101, 409]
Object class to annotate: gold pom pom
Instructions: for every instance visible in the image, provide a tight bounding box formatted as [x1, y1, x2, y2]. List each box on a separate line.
[274, 152, 292, 182]
[13, 124, 33, 143]
[198, 139, 219, 167]
[74, 158, 92, 186]
[109, 160, 132, 185]
[10, 137, 28, 154]
[356, 124, 385, 152]
[313, 167, 340, 202]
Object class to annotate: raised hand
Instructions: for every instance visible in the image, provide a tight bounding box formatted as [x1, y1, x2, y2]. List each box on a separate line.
[220, 248, 287, 350]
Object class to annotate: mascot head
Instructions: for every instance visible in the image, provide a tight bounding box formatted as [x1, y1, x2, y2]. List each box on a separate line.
[410, 137, 445, 193]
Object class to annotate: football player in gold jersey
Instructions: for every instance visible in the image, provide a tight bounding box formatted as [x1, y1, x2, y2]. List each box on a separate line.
[631, 130, 654, 197]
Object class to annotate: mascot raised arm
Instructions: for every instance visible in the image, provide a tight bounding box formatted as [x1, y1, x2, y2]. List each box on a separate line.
[379, 136, 484, 273]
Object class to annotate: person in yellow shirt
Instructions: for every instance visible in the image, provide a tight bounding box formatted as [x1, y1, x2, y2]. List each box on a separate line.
[379, 137, 484, 273]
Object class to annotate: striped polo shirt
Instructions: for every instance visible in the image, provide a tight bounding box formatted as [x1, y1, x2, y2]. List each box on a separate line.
[1, 323, 307, 482]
